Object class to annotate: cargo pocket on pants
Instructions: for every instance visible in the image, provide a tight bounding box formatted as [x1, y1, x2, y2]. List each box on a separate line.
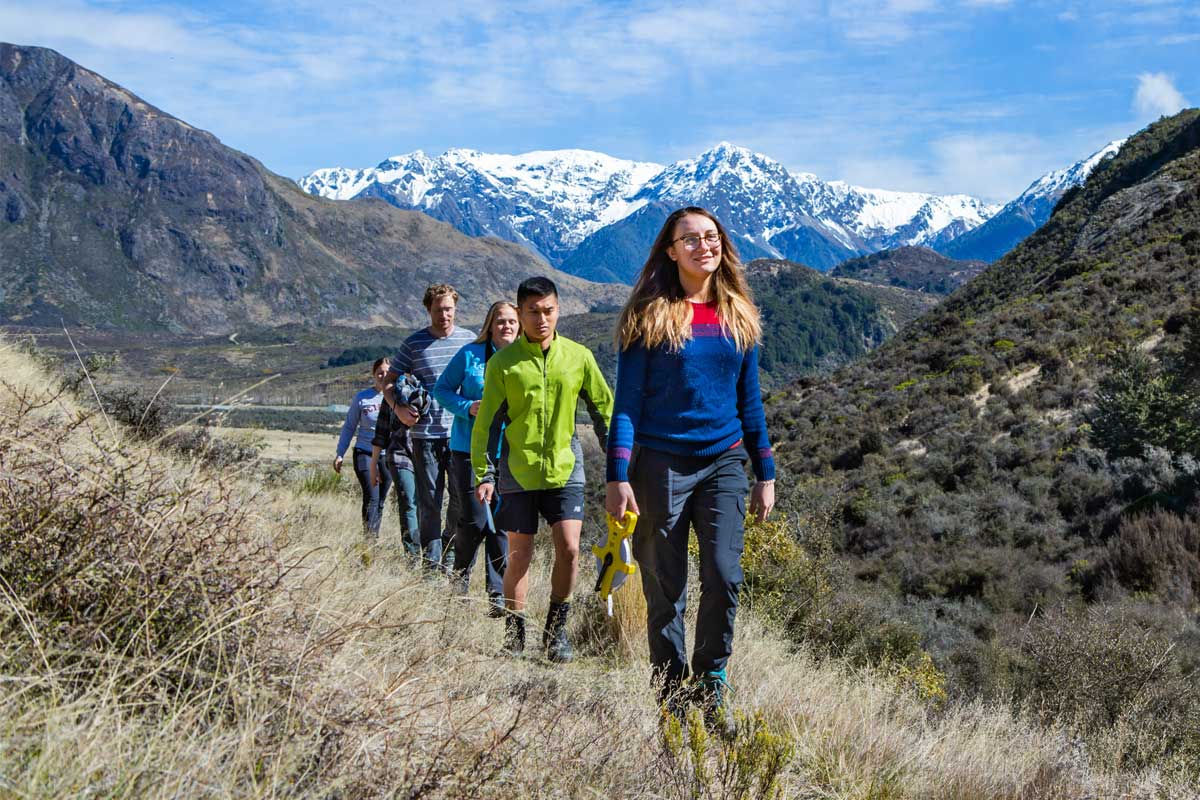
[728, 495, 746, 555]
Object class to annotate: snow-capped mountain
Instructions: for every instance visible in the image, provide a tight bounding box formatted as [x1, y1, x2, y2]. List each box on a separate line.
[630, 143, 864, 268]
[300, 149, 662, 267]
[1018, 139, 1127, 204]
[298, 142, 1002, 277]
[808, 181, 999, 251]
[634, 143, 854, 247]
[938, 139, 1126, 263]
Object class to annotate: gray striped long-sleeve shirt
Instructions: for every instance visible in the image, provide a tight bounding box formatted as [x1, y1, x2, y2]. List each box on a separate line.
[390, 325, 476, 440]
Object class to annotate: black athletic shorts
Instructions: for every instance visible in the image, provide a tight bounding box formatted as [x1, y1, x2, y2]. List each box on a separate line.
[496, 485, 585, 533]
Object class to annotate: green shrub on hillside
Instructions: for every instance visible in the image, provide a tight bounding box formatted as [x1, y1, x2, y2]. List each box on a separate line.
[296, 464, 350, 496]
[1100, 503, 1200, 605]
[739, 510, 836, 635]
[660, 708, 794, 800]
[1089, 346, 1200, 461]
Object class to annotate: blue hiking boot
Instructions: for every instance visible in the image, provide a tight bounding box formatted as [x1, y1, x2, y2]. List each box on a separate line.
[695, 670, 736, 739]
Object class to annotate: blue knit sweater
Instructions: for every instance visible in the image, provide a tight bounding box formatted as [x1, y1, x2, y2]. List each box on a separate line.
[606, 302, 775, 483]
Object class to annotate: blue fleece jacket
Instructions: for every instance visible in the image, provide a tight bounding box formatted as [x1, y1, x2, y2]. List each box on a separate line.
[432, 341, 490, 454]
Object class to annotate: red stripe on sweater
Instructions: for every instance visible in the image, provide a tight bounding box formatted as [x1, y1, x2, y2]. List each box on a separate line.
[691, 301, 721, 326]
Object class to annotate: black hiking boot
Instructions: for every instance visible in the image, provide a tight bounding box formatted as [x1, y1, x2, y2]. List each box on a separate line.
[542, 601, 574, 663]
[658, 677, 691, 725]
[695, 670, 737, 739]
[487, 593, 506, 619]
[502, 613, 525, 656]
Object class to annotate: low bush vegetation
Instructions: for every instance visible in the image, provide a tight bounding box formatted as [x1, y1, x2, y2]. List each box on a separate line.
[7, 340, 1190, 797]
[1014, 605, 1200, 773]
[762, 110, 1200, 784]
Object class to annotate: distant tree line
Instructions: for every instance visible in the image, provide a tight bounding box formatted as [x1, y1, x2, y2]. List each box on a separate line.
[322, 345, 394, 370]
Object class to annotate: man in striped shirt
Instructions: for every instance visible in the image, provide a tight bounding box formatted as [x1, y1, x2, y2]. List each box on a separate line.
[385, 284, 476, 567]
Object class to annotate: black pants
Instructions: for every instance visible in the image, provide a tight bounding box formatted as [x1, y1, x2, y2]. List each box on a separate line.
[449, 451, 507, 598]
[631, 446, 747, 690]
[351, 449, 391, 537]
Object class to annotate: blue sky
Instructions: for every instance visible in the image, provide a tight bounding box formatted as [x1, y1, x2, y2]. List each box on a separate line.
[2, 0, 1196, 201]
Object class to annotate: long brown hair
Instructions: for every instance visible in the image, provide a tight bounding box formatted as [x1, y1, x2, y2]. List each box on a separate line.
[615, 206, 761, 352]
[473, 301, 519, 345]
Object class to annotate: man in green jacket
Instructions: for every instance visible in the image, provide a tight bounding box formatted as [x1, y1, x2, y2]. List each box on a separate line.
[473, 276, 613, 662]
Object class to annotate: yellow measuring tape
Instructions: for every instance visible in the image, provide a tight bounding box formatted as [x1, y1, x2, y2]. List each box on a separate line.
[593, 510, 639, 616]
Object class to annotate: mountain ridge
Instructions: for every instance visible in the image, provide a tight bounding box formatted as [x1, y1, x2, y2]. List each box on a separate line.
[937, 139, 1126, 262]
[299, 142, 1004, 276]
[0, 43, 623, 335]
[301, 139, 1121, 282]
[830, 246, 988, 294]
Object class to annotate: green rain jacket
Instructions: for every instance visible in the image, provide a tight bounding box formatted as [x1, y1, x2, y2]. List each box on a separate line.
[472, 332, 613, 493]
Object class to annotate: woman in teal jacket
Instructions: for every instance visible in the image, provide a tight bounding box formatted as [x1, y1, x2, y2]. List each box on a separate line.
[434, 301, 519, 616]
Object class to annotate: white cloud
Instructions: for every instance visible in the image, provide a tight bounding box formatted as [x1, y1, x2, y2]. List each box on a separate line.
[815, 139, 1050, 203]
[0, 1, 252, 60]
[928, 134, 1057, 201]
[828, 0, 1011, 44]
[887, 0, 937, 12]
[1159, 33, 1200, 45]
[1133, 72, 1189, 119]
[831, 0, 936, 43]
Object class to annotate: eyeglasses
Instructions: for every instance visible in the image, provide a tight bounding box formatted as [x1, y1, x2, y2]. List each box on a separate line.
[672, 232, 722, 250]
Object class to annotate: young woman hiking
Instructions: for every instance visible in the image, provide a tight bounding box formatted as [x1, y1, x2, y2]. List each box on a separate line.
[605, 207, 776, 732]
[335, 358, 393, 539]
[433, 301, 520, 617]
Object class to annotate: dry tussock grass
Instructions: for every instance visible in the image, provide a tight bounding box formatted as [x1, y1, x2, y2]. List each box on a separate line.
[1, 337, 1193, 799]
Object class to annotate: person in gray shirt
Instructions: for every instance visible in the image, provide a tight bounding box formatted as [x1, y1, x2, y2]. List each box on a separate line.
[334, 358, 391, 538]
[384, 284, 476, 567]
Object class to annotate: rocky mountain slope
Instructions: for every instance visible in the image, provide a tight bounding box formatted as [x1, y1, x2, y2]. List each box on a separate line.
[0, 44, 622, 335]
[790, 172, 996, 252]
[767, 109, 1200, 717]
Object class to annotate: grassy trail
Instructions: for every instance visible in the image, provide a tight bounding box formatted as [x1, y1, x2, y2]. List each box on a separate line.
[0, 338, 1186, 799]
